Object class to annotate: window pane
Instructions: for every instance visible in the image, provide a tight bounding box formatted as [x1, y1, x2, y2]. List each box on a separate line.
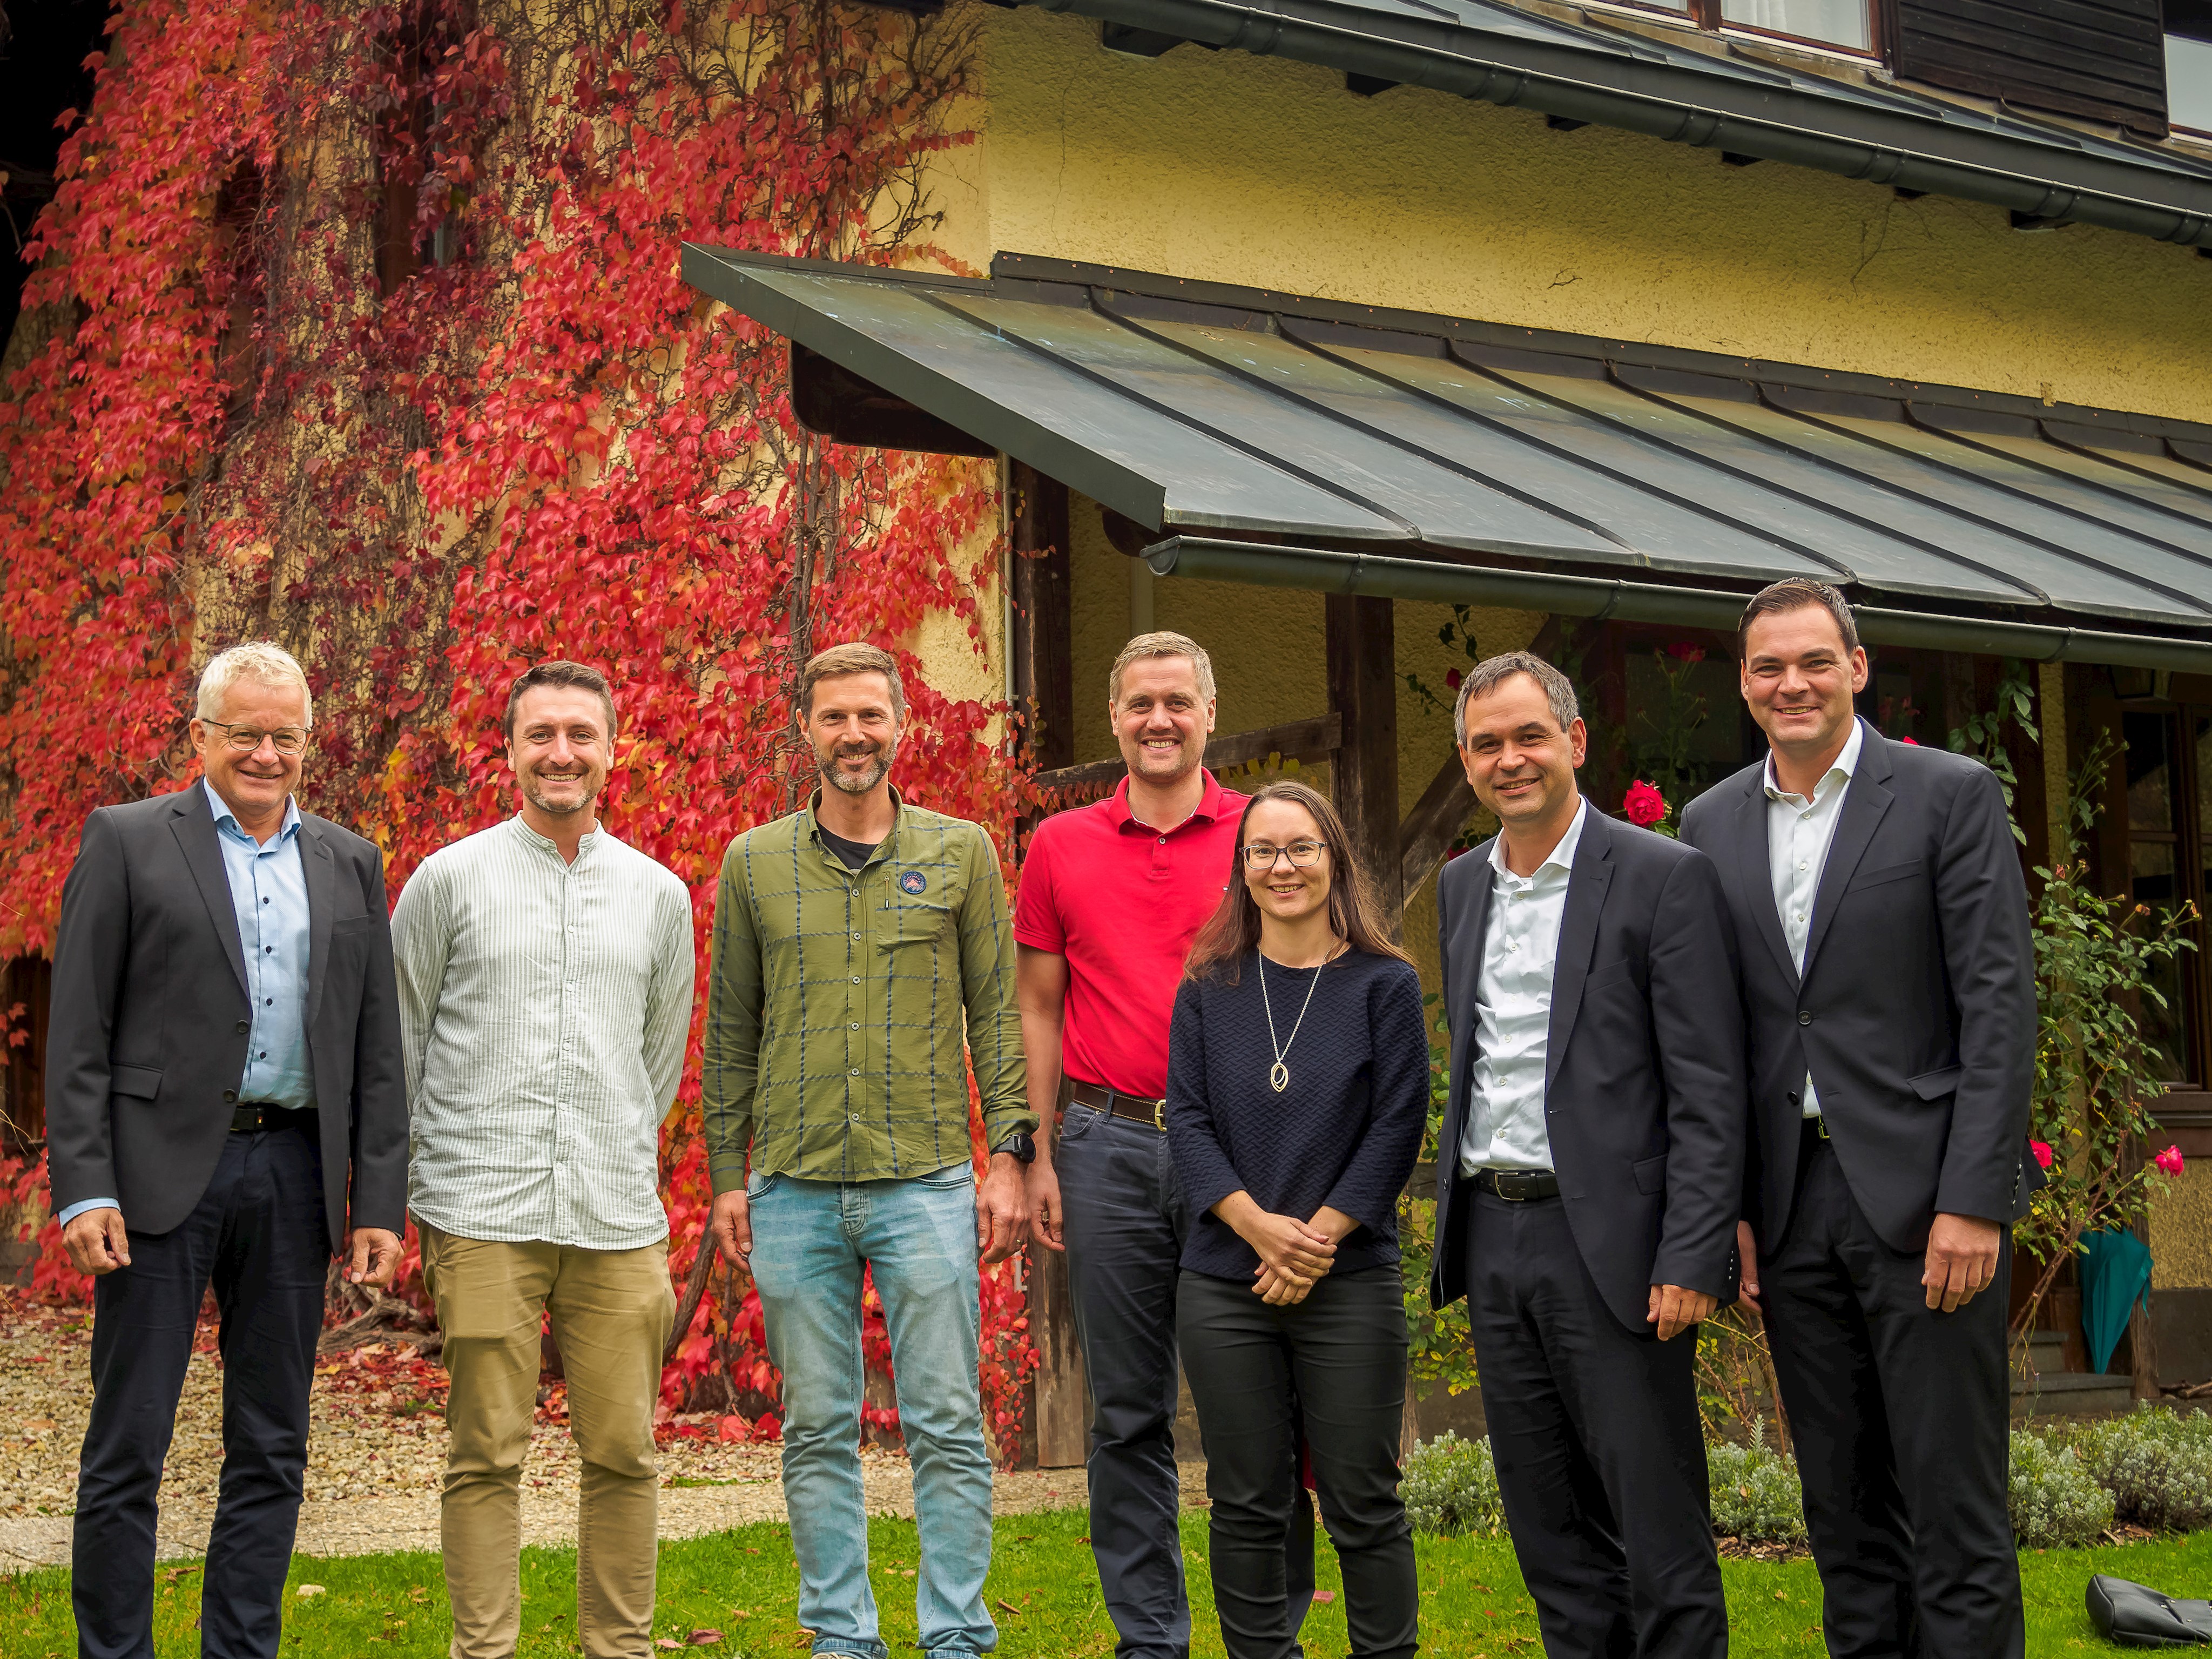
[1720, 0, 1870, 48]
[2126, 712, 2175, 831]
[2197, 713, 2212, 832]
[2132, 843, 2191, 1083]
[2169, 33, 2212, 134]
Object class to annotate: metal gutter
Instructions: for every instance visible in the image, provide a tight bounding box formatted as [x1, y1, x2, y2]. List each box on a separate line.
[1030, 0, 2212, 249]
[1143, 535, 2212, 672]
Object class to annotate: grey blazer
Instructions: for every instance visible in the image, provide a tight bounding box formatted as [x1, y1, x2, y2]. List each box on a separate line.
[1678, 720, 2041, 1256]
[44, 786, 408, 1251]
[1431, 807, 1748, 1332]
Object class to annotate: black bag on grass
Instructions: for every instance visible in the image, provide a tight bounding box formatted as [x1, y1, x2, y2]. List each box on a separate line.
[2087, 1575, 2212, 1648]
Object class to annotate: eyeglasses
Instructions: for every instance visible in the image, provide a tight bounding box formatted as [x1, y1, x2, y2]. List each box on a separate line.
[202, 718, 311, 757]
[1241, 840, 1328, 870]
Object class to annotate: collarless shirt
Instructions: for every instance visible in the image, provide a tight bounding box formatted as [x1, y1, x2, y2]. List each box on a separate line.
[1458, 799, 1588, 1176]
[207, 780, 316, 1111]
[392, 815, 696, 1250]
[1764, 718, 1866, 1119]
[1013, 770, 1247, 1100]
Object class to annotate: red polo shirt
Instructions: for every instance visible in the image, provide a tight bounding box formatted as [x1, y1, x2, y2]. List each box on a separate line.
[1014, 771, 1248, 1100]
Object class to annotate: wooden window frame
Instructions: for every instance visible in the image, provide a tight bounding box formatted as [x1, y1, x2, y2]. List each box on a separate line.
[2112, 694, 2212, 1091]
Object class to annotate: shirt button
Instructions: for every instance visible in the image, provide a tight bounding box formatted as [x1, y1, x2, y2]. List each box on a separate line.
[850, 1068, 860, 1076]
[852, 976, 861, 985]
[850, 1022, 859, 1030]
[1158, 836, 1166, 845]
[852, 933, 860, 941]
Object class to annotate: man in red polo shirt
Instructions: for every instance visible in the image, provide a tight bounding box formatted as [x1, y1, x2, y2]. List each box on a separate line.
[1016, 631, 1312, 1659]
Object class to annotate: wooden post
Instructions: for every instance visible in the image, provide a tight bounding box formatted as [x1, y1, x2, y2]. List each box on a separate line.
[1008, 460, 1088, 1468]
[1326, 593, 1400, 925]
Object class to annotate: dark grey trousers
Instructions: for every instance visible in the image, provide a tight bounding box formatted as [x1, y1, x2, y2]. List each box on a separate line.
[1763, 1131, 2023, 1659]
[1465, 1189, 1725, 1659]
[1057, 1098, 1313, 1659]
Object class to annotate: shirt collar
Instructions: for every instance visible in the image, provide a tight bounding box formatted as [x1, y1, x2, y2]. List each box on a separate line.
[1105, 770, 1226, 832]
[511, 812, 599, 859]
[1763, 718, 1866, 805]
[204, 779, 301, 845]
[1489, 797, 1587, 886]
[804, 785, 905, 854]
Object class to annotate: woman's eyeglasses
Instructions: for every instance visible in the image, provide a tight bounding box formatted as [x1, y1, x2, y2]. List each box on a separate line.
[1241, 840, 1328, 870]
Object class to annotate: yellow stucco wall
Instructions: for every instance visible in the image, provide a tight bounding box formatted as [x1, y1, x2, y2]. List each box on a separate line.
[2152, 1160, 2212, 1290]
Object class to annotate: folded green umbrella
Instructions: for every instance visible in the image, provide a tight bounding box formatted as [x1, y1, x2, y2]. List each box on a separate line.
[2080, 1228, 2154, 1375]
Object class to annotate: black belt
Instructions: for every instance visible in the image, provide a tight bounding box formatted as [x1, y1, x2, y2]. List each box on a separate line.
[1473, 1167, 1560, 1202]
[1800, 1112, 1832, 1143]
[1063, 1077, 1165, 1131]
[232, 1102, 314, 1133]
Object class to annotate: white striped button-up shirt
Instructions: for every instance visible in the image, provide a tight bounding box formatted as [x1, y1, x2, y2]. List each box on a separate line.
[392, 815, 695, 1250]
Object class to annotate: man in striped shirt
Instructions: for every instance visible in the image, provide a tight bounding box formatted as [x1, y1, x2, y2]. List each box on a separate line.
[703, 642, 1033, 1659]
[392, 660, 694, 1659]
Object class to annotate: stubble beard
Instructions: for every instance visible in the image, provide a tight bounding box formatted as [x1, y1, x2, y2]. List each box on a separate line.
[821, 739, 895, 797]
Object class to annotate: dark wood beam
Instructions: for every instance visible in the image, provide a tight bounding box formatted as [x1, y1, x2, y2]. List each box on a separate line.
[1328, 594, 1401, 923]
[1009, 463, 1074, 775]
[1031, 713, 1341, 798]
[1399, 752, 1476, 905]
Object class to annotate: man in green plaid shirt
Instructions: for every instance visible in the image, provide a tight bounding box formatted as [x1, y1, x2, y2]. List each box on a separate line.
[704, 642, 1034, 1659]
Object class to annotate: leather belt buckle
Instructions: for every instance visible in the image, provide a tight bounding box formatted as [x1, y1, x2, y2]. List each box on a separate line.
[1485, 1168, 1555, 1202]
[232, 1101, 295, 1134]
[1152, 1098, 1166, 1131]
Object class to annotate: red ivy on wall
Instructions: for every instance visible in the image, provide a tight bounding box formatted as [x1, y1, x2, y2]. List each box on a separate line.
[0, 0, 1038, 1456]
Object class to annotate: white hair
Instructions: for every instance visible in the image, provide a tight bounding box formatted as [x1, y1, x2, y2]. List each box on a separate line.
[197, 642, 314, 725]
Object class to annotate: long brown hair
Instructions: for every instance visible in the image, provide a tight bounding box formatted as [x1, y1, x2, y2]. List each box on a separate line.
[1183, 780, 1413, 983]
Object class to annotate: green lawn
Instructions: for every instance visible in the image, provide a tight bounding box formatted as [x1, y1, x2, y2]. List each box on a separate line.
[3, 1514, 2205, 1656]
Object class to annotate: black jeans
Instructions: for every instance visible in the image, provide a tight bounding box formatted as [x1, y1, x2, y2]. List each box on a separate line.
[1058, 1100, 1313, 1658]
[1178, 1265, 1417, 1659]
[73, 1120, 329, 1659]
[1465, 1189, 1724, 1659]
[1762, 1132, 2022, 1659]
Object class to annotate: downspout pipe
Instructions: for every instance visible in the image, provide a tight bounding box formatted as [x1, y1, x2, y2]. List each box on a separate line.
[1143, 535, 2212, 675]
[1036, 0, 2212, 251]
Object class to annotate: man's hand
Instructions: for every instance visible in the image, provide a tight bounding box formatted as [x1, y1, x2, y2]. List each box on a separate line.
[1025, 1156, 1064, 1253]
[1646, 1284, 1717, 1341]
[711, 1190, 753, 1270]
[346, 1227, 401, 1289]
[1736, 1219, 1762, 1316]
[62, 1208, 131, 1276]
[1923, 1212, 2002, 1312]
[977, 1154, 1029, 1265]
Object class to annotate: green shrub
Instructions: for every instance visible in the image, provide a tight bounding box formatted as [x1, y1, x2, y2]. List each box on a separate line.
[1402, 1431, 1506, 1538]
[2081, 1406, 2212, 1533]
[2008, 1430, 2115, 1548]
[1707, 1425, 1807, 1545]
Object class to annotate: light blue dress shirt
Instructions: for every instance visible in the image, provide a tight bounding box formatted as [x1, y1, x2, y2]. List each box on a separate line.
[58, 782, 316, 1226]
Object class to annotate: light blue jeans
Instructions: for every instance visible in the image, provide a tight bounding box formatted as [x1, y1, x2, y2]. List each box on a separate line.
[747, 1163, 996, 1659]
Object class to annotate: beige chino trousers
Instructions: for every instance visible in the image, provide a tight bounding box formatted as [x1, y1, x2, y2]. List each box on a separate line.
[419, 1223, 676, 1659]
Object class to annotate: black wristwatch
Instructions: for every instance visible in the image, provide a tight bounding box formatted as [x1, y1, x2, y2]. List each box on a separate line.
[993, 1131, 1037, 1165]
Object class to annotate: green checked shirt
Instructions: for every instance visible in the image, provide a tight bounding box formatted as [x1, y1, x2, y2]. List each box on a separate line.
[702, 790, 1032, 1191]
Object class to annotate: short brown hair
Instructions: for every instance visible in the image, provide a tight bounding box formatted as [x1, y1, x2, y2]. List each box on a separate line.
[799, 642, 905, 721]
[1109, 631, 1215, 707]
[1453, 651, 1580, 749]
[1738, 578, 1859, 660]
[504, 660, 617, 743]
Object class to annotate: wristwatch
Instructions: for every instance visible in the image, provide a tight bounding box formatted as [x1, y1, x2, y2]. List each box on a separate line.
[994, 1131, 1037, 1165]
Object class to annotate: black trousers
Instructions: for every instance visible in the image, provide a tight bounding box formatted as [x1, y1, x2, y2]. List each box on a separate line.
[1058, 1100, 1314, 1659]
[1464, 1190, 1725, 1659]
[1762, 1132, 2023, 1659]
[1178, 1264, 1418, 1659]
[72, 1120, 329, 1659]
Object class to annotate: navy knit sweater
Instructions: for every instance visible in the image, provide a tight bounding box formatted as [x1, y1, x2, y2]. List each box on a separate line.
[1165, 948, 1429, 1283]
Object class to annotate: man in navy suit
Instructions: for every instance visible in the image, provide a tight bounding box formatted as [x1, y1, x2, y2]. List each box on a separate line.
[1681, 579, 2037, 1659]
[1433, 651, 1744, 1659]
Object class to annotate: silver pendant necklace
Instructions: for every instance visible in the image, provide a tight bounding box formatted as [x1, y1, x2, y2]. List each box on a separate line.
[1257, 949, 1331, 1093]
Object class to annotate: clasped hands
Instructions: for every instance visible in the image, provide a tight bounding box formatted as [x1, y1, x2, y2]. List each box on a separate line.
[1215, 1192, 1354, 1305]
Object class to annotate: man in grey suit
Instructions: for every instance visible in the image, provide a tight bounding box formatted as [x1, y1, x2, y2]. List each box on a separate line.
[47, 641, 408, 1659]
[1679, 579, 2038, 1659]
[1433, 652, 1744, 1659]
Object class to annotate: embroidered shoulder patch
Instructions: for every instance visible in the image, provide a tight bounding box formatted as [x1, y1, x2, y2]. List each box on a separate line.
[899, 869, 927, 895]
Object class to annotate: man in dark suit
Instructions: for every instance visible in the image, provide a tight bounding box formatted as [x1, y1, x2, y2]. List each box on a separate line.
[47, 640, 408, 1659]
[1680, 579, 2036, 1659]
[1433, 651, 1744, 1659]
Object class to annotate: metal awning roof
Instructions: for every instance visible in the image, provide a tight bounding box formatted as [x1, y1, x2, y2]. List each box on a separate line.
[684, 245, 2212, 670]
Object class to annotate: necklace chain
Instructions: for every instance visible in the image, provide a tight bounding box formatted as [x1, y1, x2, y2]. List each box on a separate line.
[1258, 949, 1331, 1094]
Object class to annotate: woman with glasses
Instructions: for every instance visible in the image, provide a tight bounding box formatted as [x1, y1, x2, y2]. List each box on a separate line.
[1166, 779, 1426, 1659]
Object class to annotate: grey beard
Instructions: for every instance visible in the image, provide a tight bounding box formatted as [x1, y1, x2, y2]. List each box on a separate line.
[821, 744, 893, 795]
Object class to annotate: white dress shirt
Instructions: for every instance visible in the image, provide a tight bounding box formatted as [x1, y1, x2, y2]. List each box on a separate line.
[392, 815, 696, 1250]
[1458, 800, 1588, 1175]
[1764, 718, 1865, 1118]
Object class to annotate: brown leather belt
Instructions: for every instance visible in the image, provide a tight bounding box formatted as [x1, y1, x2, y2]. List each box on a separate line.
[1063, 1077, 1166, 1131]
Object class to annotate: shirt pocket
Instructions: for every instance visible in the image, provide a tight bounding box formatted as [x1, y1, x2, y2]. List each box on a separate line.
[878, 899, 954, 952]
[1846, 857, 1925, 893]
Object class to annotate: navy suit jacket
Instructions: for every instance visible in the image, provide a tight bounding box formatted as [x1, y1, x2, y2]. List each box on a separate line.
[1431, 806, 1748, 1333]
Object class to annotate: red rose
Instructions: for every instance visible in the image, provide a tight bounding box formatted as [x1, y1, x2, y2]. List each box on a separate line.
[1667, 643, 1705, 664]
[1445, 668, 1463, 689]
[1901, 736, 1920, 746]
[2155, 1144, 2186, 1177]
[1623, 780, 1667, 827]
[2031, 1140, 2054, 1170]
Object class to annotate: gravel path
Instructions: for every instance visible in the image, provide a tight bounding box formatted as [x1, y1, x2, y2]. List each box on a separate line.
[0, 1301, 1122, 1573]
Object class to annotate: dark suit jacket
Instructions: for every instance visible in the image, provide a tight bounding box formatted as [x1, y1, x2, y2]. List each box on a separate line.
[1431, 805, 1748, 1333]
[1678, 720, 2040, 1255]
[44, 785, 408, 1252]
